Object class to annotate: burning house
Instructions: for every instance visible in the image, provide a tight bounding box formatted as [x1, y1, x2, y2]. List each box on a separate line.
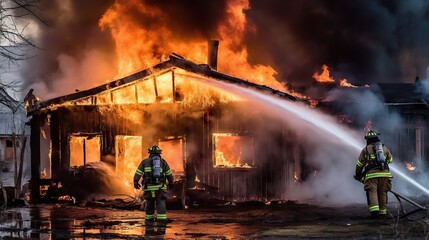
[26, 50, 304, 203]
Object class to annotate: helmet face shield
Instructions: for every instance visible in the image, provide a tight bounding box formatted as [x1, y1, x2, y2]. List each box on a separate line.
[148, 145, 162, 154]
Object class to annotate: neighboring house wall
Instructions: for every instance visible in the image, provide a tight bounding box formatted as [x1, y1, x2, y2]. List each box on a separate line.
[0, 92, 31, 188]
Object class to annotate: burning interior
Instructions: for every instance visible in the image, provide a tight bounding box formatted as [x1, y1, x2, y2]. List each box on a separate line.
[26, 54, 301, 203]
[212, 133, 255, 169]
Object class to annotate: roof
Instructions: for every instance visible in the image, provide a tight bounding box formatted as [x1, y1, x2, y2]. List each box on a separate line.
[29, 54, 295, 115]
[375, 83, 429, 105]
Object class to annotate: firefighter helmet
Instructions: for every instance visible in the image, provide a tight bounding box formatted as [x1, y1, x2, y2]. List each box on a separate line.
[148, 145, 162, 154]
[364, 130, 380, 139]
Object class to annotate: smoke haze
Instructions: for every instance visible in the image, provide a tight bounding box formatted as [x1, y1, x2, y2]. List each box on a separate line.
[14, 0, 429, 203]
[19, 0, 429, 98]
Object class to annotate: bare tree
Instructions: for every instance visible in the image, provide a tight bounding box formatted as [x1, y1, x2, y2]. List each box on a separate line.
[0, 0, 44, 66]
[0, 0, 43, 207]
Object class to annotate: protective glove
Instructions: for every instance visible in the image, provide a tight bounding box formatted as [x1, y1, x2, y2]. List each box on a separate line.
[134, 182, 141, 189]
[353, 174, 361, 182]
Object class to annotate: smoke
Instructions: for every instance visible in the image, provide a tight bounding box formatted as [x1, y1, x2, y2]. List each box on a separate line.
[245, 0, 429, 87]
[21, 0, 429, 98]
[20, 0, 117, 99]
[312, 86, 429, 198]
[192, 74, 429, 205]
[421, 66, 429, 94]
[17, 0, 429, 203]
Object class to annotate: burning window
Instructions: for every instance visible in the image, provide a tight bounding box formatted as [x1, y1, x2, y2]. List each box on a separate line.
[115, 136, 142, 183]
[156, 73, 174, 103]
[212, 133, 255, 168]
[69, 135, 101, 167]
[136, 79, 156, 103]
[158, 137, 185, 173]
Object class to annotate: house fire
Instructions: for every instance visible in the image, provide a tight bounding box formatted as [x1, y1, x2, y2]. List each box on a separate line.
[25, 51, 303, 204]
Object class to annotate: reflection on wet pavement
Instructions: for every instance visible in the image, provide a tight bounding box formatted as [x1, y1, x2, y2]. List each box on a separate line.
[0, 202, 427, 239]
[0, 204, 254, 239]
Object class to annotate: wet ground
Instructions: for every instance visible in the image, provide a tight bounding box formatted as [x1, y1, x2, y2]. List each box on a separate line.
[0, 200, 428, 239]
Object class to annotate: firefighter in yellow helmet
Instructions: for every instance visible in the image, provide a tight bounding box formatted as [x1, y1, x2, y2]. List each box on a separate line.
[134, 145, 174, 222]
[354, 130, 393, 218]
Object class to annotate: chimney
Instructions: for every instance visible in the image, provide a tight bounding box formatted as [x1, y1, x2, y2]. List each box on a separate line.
[207, 40, 219, 70]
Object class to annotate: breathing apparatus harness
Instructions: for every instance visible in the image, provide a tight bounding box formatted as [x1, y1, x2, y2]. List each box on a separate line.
[151, 155, 164, 185]
[142, 145, 166, 189]
[359, 142, 389, 183]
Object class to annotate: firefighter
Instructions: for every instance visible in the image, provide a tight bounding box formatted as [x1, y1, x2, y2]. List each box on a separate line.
[354, 130, 393, 218]
[134, 145, 174, 222]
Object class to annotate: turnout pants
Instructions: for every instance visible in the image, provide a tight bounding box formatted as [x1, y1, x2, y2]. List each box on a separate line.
[143, 189, 168, 220]
[364, 177, 392, 215]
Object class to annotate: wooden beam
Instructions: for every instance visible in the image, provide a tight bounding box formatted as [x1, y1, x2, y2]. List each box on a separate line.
[172, 71, 176, 102]
[50, 111, 60, 180]
[30, 115, 41, 202]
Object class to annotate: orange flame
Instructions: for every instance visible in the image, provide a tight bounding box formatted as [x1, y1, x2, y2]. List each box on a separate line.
[339, 79, 358, 88]
[158, 138, 184, 173]
[339, 79, 369, 88]
[115, 136, 142, 183]
[213, 133, 254, 168]
[313, 64, 335, 83]
[405, 162, 416, 171]
[99, 0, 291, 93]
[69, 136, 101, 167]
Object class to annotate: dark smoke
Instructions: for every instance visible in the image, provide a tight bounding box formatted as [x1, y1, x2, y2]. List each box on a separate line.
[245, 0, 429, 87]
[21, 0, 429, 96]
[143, 0, 228, 41]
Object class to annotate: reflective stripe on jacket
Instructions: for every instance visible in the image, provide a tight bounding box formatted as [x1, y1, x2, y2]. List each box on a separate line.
[355, 143, 393, 181]
[133, 154, 174, 191]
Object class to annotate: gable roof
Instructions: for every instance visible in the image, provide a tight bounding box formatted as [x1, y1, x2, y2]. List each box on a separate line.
[29, 54, 295, 115]
[375, 83, 428, 105]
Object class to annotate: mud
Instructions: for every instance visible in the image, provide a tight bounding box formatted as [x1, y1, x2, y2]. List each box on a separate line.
[0, 201, 427, 239]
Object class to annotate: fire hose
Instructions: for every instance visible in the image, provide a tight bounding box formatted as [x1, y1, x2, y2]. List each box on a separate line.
[354, 177, 428, 220]
[388, 190, 428, 220]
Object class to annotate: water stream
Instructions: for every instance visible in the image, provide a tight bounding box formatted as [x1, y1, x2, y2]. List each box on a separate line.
[182, 72, 429, 196]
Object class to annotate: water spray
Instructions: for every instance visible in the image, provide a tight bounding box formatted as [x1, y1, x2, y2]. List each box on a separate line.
[179, 72, 429, 196]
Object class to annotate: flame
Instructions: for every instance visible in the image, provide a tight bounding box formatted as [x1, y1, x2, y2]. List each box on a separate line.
[115, 136, 142, 183]
[158, 138, 184, 173]
[70, 136, 101, 167]
[213, 133, 254, 168]
[294, 172, 300, 182]
[339, 79, 358, 88]
[41, 129, 47, 139]
[313, 64, 335, 83]
[99, 0, 292, 94]
[339, 79, 369, 88]
[405, 162, 416, 171]
[314, 65, 369, 88]
[40, 168, 47, 179]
